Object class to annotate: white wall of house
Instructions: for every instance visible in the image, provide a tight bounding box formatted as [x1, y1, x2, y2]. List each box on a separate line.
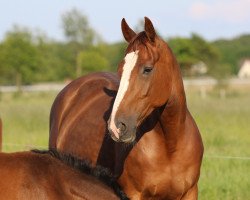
[238, 60, 250, 78]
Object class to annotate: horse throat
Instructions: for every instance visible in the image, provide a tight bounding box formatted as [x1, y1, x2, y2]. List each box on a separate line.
[159, 65, 187, 152]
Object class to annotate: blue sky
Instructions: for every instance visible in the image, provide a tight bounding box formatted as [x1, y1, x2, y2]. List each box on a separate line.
[1, 0, 250, 42]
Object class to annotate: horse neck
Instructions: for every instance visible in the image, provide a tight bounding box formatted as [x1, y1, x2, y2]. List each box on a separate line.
[159, 58, 187, 149]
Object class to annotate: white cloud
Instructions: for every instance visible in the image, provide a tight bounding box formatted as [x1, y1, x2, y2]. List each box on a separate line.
[189, 0, 250, 23]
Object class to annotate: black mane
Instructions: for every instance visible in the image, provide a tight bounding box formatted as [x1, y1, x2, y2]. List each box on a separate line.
[32, 149, 129, 200]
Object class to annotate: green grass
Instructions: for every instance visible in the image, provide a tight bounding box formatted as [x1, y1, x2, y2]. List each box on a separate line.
[0, 91, 57, 151]
[186, 89, 250, 200]
[0, 89, 249, 199]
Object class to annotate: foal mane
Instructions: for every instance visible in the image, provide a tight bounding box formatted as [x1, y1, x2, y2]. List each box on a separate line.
[32, 149, 129, 200]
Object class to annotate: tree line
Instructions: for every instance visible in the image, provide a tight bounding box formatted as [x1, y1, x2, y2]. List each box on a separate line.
[0, 8, 249, 86]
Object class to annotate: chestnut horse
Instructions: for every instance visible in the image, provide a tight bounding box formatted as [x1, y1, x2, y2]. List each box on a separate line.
[0, 149, 128, 200]
[49, 17, 203, 199]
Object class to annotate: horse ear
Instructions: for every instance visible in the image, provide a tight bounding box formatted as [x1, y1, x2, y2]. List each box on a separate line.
[121, 18, 136, 43]
[144, 17, 156, 42]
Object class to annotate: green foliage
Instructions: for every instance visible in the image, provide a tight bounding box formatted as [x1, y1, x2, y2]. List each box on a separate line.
[77, 50, 109, 75]
[61, 8, 105, 78]
[191, 34, 220, 65]
[0, 26, 40, 85]
[106, 42, 126, 71]
[0, 27, 78, 85]
[168, 34, 220, 76]
[208, 63, 233, 80]
[88, 42, 126, 72]
[0, 15, 249, 85]
[213, 34, 250, 74]
[168, 37, 198, 69]
[36, 38, 76, 81]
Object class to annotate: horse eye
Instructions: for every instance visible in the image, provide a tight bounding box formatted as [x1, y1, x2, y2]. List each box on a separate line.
[143, 66, 153, 75]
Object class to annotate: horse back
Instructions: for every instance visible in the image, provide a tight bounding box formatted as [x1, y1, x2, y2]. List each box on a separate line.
[0, 152, 61, 199]
[0, 151, 121, 200]
[49, 72, 119, 162]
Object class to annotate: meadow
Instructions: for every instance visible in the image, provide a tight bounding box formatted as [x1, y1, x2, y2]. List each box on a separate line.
[0, 88, 249, 199]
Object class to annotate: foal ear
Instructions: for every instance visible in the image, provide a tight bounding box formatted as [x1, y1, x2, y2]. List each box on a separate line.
[121, 18, 136, 43]
[144, 17, 156, 42]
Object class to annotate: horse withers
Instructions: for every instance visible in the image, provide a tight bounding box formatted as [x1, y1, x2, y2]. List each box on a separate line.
[0, 149, 128, 200]
[49, 17, 203, 200]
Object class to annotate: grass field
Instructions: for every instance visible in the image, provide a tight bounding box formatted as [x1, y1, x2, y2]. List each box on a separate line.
[0, 88, 249, 199]
[186, 89, 250, 199]
[0, 91, 57, 151]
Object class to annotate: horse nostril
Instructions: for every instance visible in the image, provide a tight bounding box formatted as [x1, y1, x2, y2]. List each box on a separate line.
[117, 122, 127, 134]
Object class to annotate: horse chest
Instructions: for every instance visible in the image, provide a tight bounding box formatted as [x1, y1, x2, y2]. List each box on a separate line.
[120, 129, 192, 199]
[121, 156, 190, 199]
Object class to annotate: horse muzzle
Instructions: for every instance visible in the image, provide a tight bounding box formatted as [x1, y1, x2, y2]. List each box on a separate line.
[108, 117, 137, 143]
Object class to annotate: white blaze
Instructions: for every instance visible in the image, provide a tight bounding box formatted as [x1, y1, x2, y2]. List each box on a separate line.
[109, 51, 139, 139]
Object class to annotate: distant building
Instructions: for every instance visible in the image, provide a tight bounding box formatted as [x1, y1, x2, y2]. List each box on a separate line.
[238, 59, 250, 78]
[191, 61, 208, 76]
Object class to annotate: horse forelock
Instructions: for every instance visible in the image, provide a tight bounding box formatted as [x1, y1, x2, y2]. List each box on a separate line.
[128, 31, 168, 58]
[127, 31, 149, 53]
[127, 31, 161, 64]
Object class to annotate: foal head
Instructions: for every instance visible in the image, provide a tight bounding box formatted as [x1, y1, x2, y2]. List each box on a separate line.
[108, 17, 176, 143]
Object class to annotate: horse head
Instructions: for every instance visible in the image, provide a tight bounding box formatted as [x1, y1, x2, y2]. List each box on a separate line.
[108, 17, 175, 143]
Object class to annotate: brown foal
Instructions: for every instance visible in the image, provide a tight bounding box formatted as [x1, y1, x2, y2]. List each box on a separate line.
[0, 149, 128, 200]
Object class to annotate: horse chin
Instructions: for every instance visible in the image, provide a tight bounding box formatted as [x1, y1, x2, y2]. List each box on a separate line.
[109, 131, 136, 144]
[119, 134, 136, 144]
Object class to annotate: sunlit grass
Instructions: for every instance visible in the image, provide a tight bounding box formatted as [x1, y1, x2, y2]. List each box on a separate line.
[0, 91, 57, 151]
[186, 89, 250, 200]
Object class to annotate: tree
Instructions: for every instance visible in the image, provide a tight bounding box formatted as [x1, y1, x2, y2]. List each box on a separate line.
[168, 34, 220, 76]
[213, 34, 250, 74]
[191, 33, 219, 68]
[36, 36, 76, 81]
[62, 8, 101, 47]
[88, 42, 126, 72]
[0, 26, 40, 88]
[168, 37, 198, 75]
[76, 50, 109, 75]
[61, 8, 103, 77]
